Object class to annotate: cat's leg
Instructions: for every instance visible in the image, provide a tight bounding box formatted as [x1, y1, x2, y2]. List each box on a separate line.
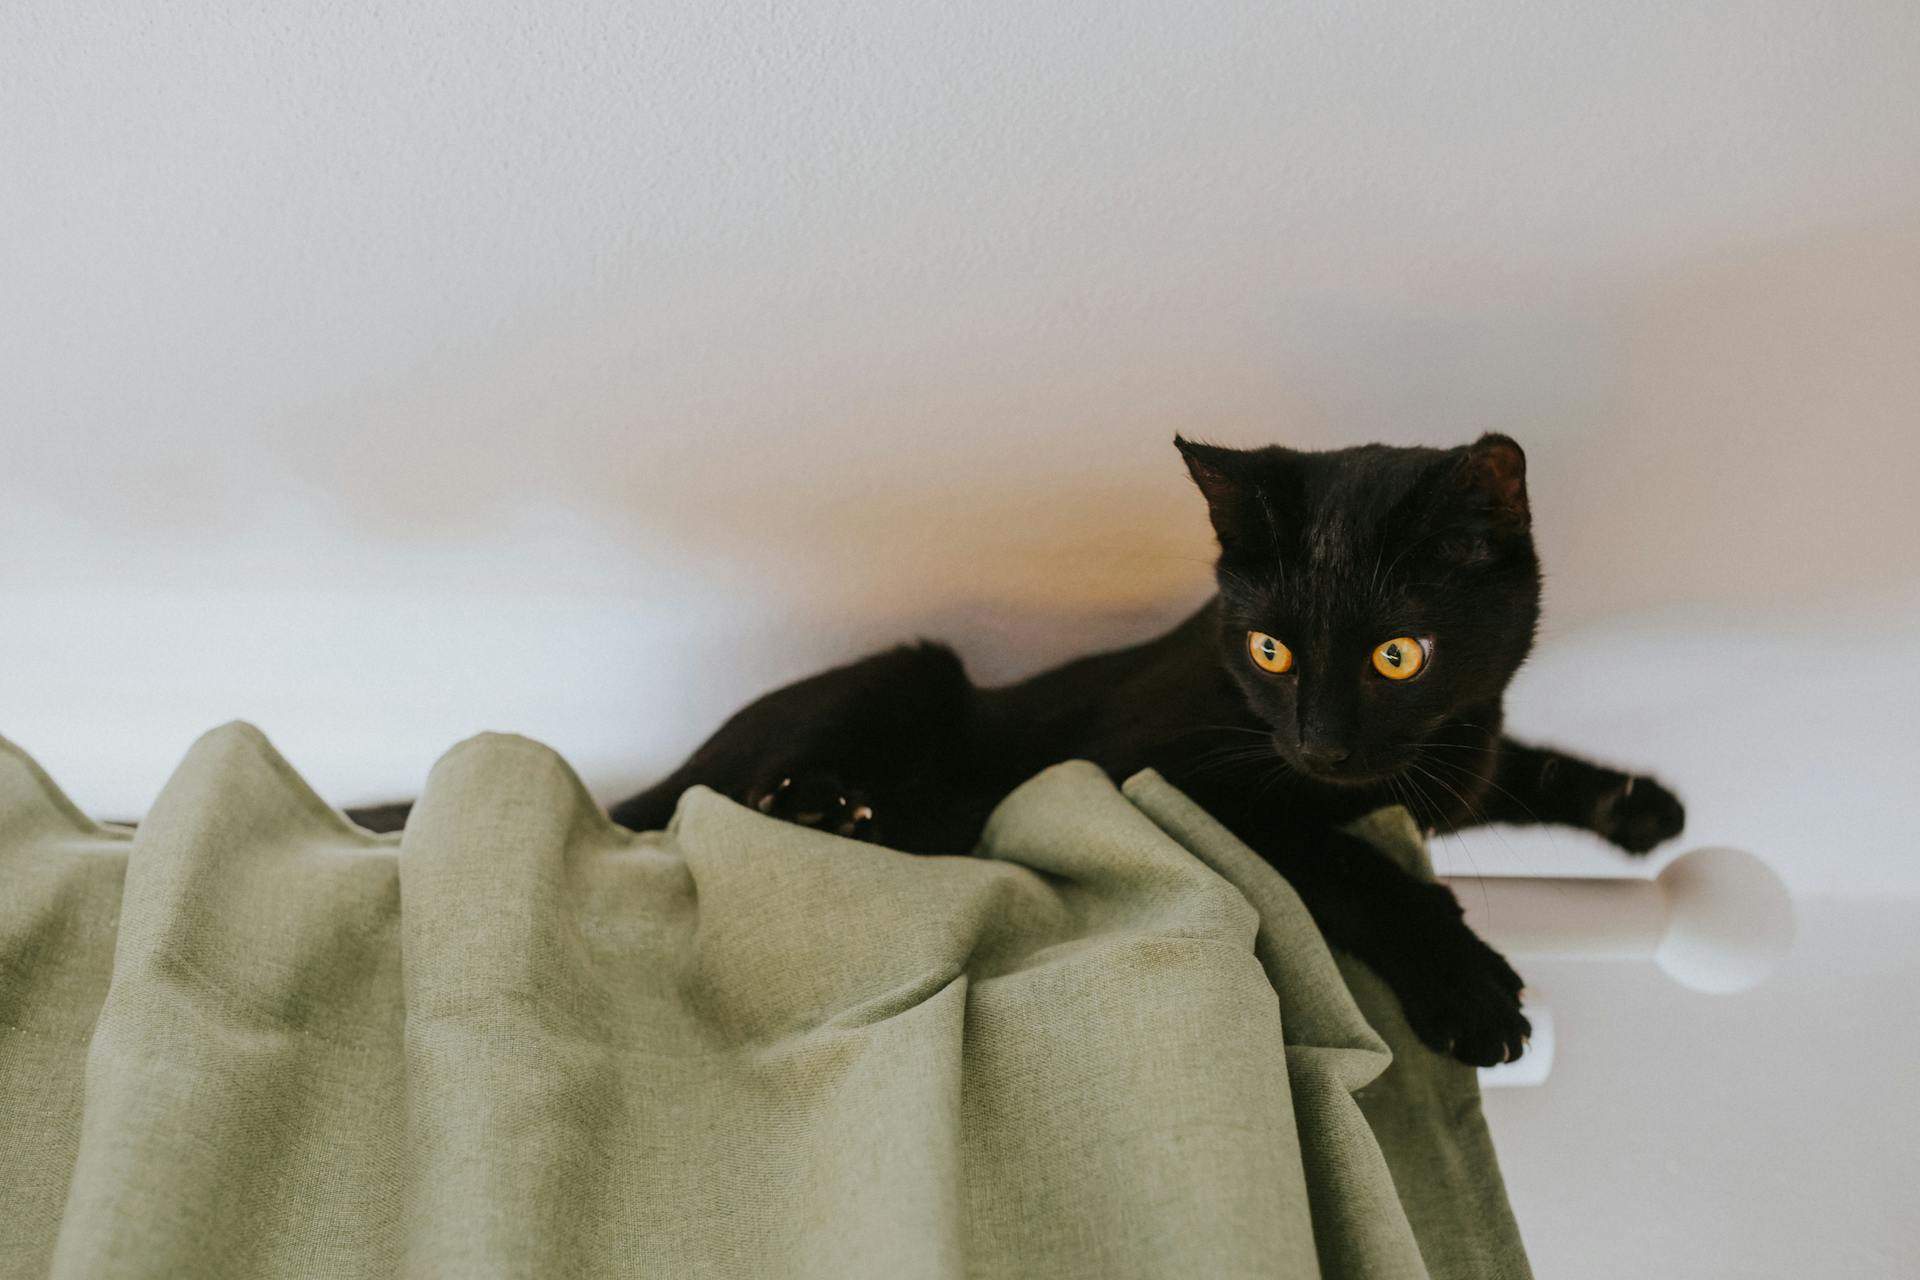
[750, 774, 879, 841]
[608, 642, 975, 847]
[1475, 738, 1686, 855]
[605, 778, 688, 833]
[611, 755, 884, 841]
[1191, 787, 1531, 1065]
[1283, 829, 1530, 1065]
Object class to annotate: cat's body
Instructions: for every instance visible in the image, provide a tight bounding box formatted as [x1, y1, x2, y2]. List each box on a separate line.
[357, 434, 1685, 1065]
[609, 602, 1434, 852]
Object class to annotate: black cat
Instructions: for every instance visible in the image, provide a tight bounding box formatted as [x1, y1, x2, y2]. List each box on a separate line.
[355, 434, 1684, 1065]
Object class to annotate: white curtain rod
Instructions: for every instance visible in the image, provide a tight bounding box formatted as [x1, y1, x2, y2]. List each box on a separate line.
[1445, 847, 1796, 1087]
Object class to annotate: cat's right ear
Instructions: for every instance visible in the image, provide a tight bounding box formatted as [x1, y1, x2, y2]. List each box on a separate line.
[1175, 436, 1265, 549]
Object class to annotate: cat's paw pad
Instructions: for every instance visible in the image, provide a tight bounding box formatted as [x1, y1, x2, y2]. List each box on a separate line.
[1593, 773, 1685, 855]
[1396, 934, 1531, 1067]
[751, 775, 880, 841]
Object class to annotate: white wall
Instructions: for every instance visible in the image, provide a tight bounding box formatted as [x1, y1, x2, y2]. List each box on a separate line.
[5, 5, 1918, 1274]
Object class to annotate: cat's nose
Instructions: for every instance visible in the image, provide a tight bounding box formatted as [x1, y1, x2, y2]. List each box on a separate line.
[1297, 742, 1351, 770]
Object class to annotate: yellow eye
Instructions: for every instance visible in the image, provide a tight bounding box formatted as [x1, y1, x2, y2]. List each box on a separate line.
[1247, 631, 1294, 674]
[1371, 636, 1427, 681]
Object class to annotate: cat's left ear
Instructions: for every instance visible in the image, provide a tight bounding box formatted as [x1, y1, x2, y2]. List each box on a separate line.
[1457, 433, 1530, 533]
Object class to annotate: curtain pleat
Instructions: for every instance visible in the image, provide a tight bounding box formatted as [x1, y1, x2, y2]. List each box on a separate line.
[0, 724, 1529, 1279]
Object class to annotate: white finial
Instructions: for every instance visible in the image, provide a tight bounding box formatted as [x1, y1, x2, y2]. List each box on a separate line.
[1651, 846, 1796, 994]
[1445, 845, 1796, 994]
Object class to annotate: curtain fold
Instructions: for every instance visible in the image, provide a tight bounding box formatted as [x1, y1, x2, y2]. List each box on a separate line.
[0, 724, 1529, 1279]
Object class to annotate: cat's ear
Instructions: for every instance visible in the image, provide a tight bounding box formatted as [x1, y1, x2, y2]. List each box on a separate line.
[1175, 436, 1267, 549]
[1457, 433, 1530, 533]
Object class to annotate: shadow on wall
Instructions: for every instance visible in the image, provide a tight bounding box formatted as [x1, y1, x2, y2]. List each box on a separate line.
[5, 218, 1918, 821]
[566, 213, 1920, 647]
[11, 215, 1917, 644]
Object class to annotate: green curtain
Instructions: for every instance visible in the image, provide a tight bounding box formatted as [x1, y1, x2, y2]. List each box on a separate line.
[0, 723, 1529, 1279]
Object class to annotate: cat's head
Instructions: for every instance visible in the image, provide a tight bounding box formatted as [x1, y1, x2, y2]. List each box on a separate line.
[1177, 434, 1541, 785]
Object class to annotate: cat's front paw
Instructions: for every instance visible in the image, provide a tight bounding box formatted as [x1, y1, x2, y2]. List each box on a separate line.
[1593, 773, 1685, 855]
[750, 774, 881, 842]
[1394, 930, 1531, 1067]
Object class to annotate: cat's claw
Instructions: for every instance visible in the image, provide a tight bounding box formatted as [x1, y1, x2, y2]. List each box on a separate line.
[1593, 772, 1686, 855]
[1393, 928, 1532, 1067]
[750, 774, 881, 841]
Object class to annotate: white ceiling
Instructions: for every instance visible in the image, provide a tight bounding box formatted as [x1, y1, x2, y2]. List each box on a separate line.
[3, 3, 1918, 893]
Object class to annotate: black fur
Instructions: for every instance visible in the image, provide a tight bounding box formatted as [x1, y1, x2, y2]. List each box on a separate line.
[357, 434, 1686, 1066]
